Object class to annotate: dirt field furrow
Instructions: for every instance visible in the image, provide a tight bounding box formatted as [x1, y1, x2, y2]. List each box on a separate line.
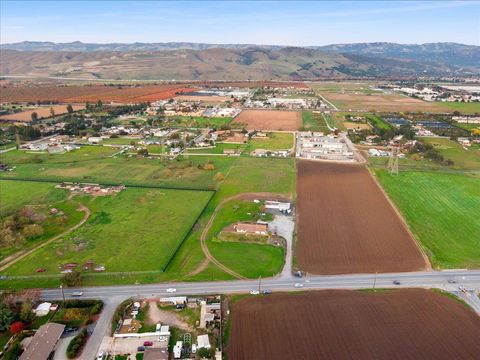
[296, 161, 427, 274]
[228, 289, 480, 360]
[232, 110, 300, 131]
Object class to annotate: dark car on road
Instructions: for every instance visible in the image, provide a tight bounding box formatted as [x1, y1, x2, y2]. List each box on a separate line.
[137, 346, 145, 352]
[393, 280, 401, 285]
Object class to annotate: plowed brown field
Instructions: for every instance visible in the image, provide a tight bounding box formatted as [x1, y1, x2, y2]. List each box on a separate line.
[296, 161, 426, 274]
[232, 110, 300, 131]
[0, 104, 84, 122]
[0, 85, 195, 104]
[228, 289, 480, 360]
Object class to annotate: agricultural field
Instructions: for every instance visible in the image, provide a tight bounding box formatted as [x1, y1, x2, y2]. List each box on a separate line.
[437, 101, 480, 113]
[227, 289, 480, 360]
[232, 110, 301, 131]
[309, 83, 443, 112]
[186, 143, 246, 155]
[420, 137, 480, 169]
[0, 84, 196, 104]
[296, 161, 427, 274]
[0, 104, 85, 122]
[167, 116, 233, 128]
[3, 187, 212, 276]
[301, 111, 331, 132]
[0, 146, 237, 189]
[375, 170, 480, 269]
[244, 132, 294, 151]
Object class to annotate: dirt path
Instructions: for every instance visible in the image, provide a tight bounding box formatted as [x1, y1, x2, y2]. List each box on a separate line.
[0, 203, 91, 272]
[147, 302, 192, 331]
[187, 192, 291, 279]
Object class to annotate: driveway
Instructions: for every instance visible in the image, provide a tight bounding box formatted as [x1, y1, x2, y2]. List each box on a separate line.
[53, 335, 74, 360]
[268, 214, 294, 279]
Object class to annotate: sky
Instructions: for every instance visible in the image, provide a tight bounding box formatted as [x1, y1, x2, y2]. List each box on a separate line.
[1, 1, 479, 46]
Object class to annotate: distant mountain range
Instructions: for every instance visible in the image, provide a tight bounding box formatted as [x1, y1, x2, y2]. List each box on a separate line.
[1, 42, 478, 80]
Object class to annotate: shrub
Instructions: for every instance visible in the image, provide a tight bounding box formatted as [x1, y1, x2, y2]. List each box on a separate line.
[9, 321, 25, 334]
[66, 328, 87, 358]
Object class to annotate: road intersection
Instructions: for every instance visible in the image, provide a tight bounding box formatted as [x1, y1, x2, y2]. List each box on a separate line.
[39, 269, 480, 359]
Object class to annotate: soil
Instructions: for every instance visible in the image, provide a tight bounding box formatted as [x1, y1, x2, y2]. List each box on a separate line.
[296, 160, 427, 274]
[0, 84, 196, 104]
[228, 289, 480, 360]
[232, 110, 301, 131]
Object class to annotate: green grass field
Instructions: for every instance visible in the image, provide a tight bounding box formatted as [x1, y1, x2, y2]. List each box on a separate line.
[1, 147, 238, 189]
[301, 111, 330, 132]
[245, 132, 294, 151]
[101, 137, 139, 145]
[208, 241, 284, 278]
[0, 179, 67, 217]
[0, 180, 87, 262]
[170, 157, 295, 280]
[3, 187, 212, 276]
[168, 116, 232, 128]
[437, 102, 480, 114]
[366, 114, 392, 130]
[185, 143, 246, 154]
[375, 170, 480, 269]
[420, 137, 480, 169]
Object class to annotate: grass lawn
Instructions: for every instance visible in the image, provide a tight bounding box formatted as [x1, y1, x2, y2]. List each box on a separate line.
[245, 132, 294, 151]
[208, 241, 284, 278]
[420, 137, 480, 169]
[3, 187, 212, 276]
[375, 170, 480, 269]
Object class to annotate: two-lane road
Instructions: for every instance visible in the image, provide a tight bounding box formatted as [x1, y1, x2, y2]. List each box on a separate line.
[40, 269, 480, 359]
[41, 269, 480, 301]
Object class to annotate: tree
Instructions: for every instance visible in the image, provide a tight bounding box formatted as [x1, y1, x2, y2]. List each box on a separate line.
[63, 270, 83, 287]
[137, 148, 149, 157]
[20, 302, 35, 324]
[67, 104, 74, 114]
[96, 99, 103, 109]
[9, 321, 24, 334]
[197, 347, 215, 359]
[31, 112, 38, 122]
[50, 107, 55, 117]
[22, 224, 44, 239]
[0, 304, 14, 331]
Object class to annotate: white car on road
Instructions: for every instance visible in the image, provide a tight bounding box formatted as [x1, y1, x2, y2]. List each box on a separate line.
[71, 291, 84, 297]
[250, 290, 260, 295]
[166, 288, 177, 293]
[294, 283, 304, 288]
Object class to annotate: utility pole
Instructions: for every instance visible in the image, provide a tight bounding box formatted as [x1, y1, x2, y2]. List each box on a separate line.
[60, 284, 66, 304]
[258, 276, 262, 293]
[373, 272, 378, 291]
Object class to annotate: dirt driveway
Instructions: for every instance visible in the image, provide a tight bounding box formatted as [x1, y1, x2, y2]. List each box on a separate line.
[147, 302, 192, 331]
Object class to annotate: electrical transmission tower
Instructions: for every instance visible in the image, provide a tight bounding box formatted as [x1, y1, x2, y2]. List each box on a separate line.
[387, 145, 399, 175]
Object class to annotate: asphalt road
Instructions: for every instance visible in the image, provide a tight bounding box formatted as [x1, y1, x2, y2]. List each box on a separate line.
[41, 269, 480, 359]
[42, 269, 480, 302]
